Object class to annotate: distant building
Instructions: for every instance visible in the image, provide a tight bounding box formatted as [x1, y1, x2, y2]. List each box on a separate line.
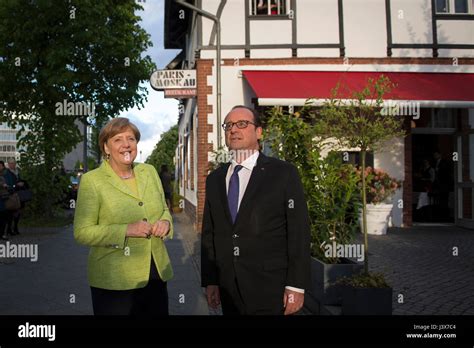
[165, 0, 474, 231]
[0, 122, 20, 162]
[0, 119, 92, 172]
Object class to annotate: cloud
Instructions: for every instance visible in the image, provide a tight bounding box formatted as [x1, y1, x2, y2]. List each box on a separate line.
[121, 85, 178, 162]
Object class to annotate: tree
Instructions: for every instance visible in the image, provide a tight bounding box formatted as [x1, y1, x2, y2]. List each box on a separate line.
[316, 76, 406, 273]
[146, 125, 179, 174]
[264, 106, 361, 263]
[0, 0, 155, 216]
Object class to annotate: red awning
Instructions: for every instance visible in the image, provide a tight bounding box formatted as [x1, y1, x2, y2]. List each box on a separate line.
[242, 70, 474, 106]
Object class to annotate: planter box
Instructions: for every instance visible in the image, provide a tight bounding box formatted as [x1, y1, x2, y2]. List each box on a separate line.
[306, 257, 364, 311]
[341, 286, 392, 315]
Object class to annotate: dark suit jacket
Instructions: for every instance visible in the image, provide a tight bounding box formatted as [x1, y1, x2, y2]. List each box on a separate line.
[201, 153, 311, 314]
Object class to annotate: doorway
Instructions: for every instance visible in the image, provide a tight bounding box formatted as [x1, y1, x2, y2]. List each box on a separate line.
[412, 134, 455, 223]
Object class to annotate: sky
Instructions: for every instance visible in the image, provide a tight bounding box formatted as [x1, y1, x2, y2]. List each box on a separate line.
[119, 0, 182, 162]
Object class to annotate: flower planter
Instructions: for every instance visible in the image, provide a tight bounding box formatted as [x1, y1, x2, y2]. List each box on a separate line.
[305, 257, 364, 313]
[359, 203, 393, 235]
[341, 286, 392, 315]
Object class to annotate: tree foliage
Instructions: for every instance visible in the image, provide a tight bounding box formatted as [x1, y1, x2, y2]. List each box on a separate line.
[0, 0, 155, 215]
[264, 106, 361, 262]
[316, 76, 406, 273]
[146, 124, 178, 174]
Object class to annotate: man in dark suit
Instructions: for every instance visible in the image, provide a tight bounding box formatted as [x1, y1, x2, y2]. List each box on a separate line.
[201, 105, 311, 315]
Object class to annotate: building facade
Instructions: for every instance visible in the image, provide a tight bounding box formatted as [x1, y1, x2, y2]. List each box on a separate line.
[0, 122, 20, 162]
[164, 0, 474, 231]
[0, 120, 91, 172]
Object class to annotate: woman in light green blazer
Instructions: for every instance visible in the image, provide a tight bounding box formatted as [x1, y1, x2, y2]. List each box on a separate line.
[74, 117, 173, 315]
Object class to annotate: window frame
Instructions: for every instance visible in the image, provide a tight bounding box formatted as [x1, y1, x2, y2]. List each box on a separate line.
[249, 0, 291, 19]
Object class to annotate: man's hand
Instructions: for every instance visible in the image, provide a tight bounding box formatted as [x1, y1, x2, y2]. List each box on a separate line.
[283, 289, 304, 315]
[151, 220, 170, 238]
[206, 285, 221, 309]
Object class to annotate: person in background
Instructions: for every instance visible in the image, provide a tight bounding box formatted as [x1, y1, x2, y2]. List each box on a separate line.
[7, 158, 24, 235]
[74, 117, 174, 316]
[7, 158, 20, 179]
[159, 165, 173, 211]
[0, 160, 17, 239]
[0, 176, 10, 240]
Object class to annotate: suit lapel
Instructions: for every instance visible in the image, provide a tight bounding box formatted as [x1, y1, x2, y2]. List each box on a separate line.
[233, 153, 269, 227]
[100, 161, 143, 200]
[217, 163, 232, 224]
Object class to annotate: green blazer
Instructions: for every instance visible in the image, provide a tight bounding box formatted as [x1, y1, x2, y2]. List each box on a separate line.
[73, 161, 174, 290]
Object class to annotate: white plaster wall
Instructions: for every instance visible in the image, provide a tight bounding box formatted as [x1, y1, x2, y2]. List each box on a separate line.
[391, 0, 433, 44]
[250, 20, 292, 45]
[438, 49, 474, 58]
[391, 49, 433, 58]
[200, 49, 246, 59]
[297, 48, 340, 58]
[342, 0, 387, 57]
[438, 20, 474, 45]
[250, 48, 292, 58]
[296, 0, 339, 44]
[201, 0, 246, 46]
[374, 137, 405, 227]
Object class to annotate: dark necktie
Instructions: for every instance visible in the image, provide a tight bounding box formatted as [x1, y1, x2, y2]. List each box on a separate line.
[228, 165, 243, 224]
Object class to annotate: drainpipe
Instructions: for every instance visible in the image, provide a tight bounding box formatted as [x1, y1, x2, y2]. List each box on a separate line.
[174, 0, 222, 148]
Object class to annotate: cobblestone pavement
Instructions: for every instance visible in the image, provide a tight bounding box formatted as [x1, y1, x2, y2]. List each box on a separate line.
[355, 225, 474, 315]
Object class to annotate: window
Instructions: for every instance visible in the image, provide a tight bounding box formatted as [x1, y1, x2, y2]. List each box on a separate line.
[436, 0, 449, 13]
[455, 0, 469, 12]
[251, 0, 288, 16]
[436, 0, 474, 13]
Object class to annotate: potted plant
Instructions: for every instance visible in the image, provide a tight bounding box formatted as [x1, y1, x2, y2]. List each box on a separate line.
[264, 105, 363, 314]
[309, 76, 405, 314]
[337, 272, 392, 315]
[316, 75, 405, 274]
[356, 167, 402, 235]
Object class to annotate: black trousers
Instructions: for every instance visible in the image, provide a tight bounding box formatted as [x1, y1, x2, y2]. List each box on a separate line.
[0, 211, 8, 237]
[91, 258, 168, 316]
[220, 278, 285, 315]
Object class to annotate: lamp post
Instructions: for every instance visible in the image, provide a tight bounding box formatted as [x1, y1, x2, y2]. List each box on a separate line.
[174, 0, 222, 148]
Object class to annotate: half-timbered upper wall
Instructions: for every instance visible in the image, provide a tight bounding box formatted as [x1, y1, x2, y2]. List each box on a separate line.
[197, 0, 474, 59]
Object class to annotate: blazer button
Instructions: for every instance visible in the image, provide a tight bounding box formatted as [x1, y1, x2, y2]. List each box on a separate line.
[139, 202, 144, 206]
[232, 234, 239, 239]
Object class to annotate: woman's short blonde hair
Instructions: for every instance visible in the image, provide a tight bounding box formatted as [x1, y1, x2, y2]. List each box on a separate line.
[99, 117, 141, 158]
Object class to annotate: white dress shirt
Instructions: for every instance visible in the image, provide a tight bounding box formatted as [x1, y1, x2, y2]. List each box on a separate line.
[225, 151, 304, 294]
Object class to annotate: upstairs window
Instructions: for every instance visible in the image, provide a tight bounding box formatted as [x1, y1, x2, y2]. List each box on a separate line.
[436, 0, 449, 13]
[436, 0, 474, 13]
[251, 0, 288, 16]
[454, 0, 469, 13]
